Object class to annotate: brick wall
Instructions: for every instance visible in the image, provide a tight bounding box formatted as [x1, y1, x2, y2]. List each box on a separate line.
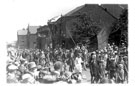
[18, 35, 28, 49]
[29, 34, 37, 49]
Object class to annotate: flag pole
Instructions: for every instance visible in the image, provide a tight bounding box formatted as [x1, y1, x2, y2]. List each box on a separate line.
[66, 27, 76, 46]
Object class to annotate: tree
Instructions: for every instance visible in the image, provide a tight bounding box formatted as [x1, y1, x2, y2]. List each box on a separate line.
[110, 9, 128, 47]
[72, 13, 101, 45]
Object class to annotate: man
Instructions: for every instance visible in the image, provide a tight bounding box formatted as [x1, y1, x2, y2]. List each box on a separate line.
[28, 62, 39, 81]
[39, 51, 46, 67]
[82, 48, 88, 71]
[108, 55, 117, 82]
[89, 51, 99, 83]
[117, 63, 124, 83]
[53, 61, 64, 79]
[97, 54, 105, 83]
[68, 50, 75, 72]
[41, 51, 46, 59]
[123, 56, 128, 82]
[33, 52, 38, 64]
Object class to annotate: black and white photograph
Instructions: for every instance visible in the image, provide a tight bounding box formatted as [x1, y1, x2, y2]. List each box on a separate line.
[0, 0, 131, 85]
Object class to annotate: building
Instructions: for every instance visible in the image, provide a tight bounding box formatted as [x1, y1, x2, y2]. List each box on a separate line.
[48, 15, 65, 49]
[48, 4, 127, 50]
[101, 4, 128, 46]
[27, 25, 40, 49]
[17, 25, 40, 49]
[17, 29, 28, 49]
[36, 25, 51, 50]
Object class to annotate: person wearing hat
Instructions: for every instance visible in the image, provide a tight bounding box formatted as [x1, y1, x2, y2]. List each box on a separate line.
[28, 62, 39, 81]
[81, 49, 87, 71]
[7, 64, 19, 83]
[40, 50, 46, 60]
[68, 51, 75, 72]
[53, 61, 64, 78]
[89, 51, 100, 83]
[108, 55, 117, 81]
[37, 61, 62, 83]
[38, 51, 46, 66]
[97, 55, 106, 82]
[123, 56, 128, 82]
[118, 56, 124, 65]
[116, 63, 124, 83]
[18, 60, 28, 75]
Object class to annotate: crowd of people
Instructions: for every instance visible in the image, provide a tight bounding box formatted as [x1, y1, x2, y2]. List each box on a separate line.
[6, 42, 128, 84]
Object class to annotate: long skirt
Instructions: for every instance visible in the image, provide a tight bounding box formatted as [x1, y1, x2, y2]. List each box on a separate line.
[74, 64, 82, 73]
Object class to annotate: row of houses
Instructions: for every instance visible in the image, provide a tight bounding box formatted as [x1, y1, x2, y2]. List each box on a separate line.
[17, 25, 51, 49]
[17, 4, 127, 50]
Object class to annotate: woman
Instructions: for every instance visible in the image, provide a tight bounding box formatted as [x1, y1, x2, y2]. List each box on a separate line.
[74, 51, 83, 76]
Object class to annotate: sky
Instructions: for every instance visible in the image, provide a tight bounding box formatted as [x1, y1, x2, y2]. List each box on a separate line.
[0, 0, 93, 43]
[0, 0, 130, 43]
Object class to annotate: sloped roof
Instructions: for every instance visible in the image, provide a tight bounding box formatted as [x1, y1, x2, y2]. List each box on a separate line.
[64, 4, 127, 19]
[28, 26, 40, 34]
[100, 4, 127, 19]
[119, 4, 128, 9]
[49, 15, 61, 22]
[64, 4, 85, 16]
[37, 25, 50, 32]
[17, 29, 27, 35]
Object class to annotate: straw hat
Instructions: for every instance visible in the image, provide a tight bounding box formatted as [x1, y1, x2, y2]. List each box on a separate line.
[8, 64, 18, 71]
[28, 62, 37, 69]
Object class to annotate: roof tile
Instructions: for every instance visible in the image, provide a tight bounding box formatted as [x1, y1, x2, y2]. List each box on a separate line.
[17, 29, 27, 35]
[28, 26, 40, 34]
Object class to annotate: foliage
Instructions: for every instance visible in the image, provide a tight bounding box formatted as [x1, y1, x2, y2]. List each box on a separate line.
[110, 9, 128, 46]
[72, 13, 101, 44]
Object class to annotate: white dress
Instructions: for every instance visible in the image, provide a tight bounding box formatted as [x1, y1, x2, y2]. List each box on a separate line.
[74, 57, 83, 73]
